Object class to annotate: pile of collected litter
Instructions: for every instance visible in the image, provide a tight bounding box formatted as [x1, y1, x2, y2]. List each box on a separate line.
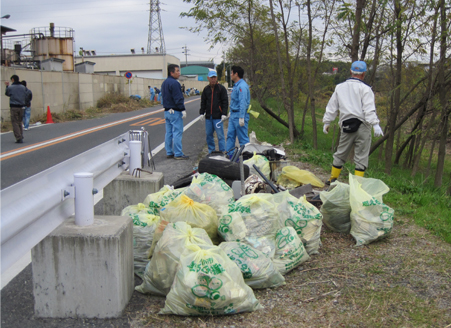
[121, 144, 395, 316]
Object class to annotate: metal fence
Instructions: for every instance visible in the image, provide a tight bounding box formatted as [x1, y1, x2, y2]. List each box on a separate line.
[0, 132, 130, 275]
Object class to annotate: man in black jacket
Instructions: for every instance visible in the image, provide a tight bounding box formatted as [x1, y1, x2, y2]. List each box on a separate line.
[199, 71, 229, 154]
[5, 75, 27, 143]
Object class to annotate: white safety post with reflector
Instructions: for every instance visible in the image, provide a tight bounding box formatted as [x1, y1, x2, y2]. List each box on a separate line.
[129, 140, 142, 175]
[74, 172, 94, 226]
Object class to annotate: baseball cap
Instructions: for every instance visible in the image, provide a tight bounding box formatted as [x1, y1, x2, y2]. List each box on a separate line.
[208, 71, 218, 77]
[351, 61, 367, 73]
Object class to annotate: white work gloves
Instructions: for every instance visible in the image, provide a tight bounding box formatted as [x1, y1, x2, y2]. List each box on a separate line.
[323, 124, 330, 134]
[221, 115, 227, 122]
[182, 111, 187, 119]
[239, 118, 245, 127]
[168, 109, 174, 114]
[200, 114, 205, 122]
[373, 124, 384, 137]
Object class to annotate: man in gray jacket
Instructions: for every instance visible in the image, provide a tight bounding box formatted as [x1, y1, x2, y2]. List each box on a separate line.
[5, 75, 27, 143]
[323, 61, 383, 183]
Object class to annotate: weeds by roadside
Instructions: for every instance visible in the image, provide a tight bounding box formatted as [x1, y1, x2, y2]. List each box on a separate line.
[1, 93, 158, 131]
[248, 98, 451, 245]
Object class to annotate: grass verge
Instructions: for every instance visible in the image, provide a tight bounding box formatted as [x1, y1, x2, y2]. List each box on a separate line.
[247, 98, 451, 245]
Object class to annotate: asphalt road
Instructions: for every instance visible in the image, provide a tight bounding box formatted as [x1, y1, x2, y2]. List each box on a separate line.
[0, 96, 212, 327]
[1, 96, 206, 189]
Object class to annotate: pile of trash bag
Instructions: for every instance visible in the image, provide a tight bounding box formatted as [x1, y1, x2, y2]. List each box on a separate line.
[121, 171, 394, 316]
[319, 175, 394, 246]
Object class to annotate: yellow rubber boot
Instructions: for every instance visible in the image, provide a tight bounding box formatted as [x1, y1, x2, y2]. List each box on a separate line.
[355, 169, 365, 177]
[326, 166, 342, 185]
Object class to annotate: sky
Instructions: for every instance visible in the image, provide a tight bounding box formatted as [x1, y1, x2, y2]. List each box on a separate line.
[1, 0, 226, 66]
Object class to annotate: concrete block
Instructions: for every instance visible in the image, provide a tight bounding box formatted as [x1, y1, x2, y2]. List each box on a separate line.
[102, 171, 164, 215]
[32, 216, 134, 318]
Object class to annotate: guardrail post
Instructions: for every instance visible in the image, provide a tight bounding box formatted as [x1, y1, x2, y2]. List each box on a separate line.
[74, 172, 94, 226]
[129, 140, 142, 175]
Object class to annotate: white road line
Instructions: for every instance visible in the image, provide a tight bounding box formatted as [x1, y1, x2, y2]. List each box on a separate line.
[1, 98, 201, 160]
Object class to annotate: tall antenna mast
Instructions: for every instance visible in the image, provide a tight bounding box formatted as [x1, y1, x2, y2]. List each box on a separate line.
[147, 0, 165, 54]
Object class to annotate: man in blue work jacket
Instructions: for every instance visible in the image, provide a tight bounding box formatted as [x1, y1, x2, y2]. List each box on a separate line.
[161, 64, 189, 160]
[226, 65, 250, 158]
[149, 86, 155, 101]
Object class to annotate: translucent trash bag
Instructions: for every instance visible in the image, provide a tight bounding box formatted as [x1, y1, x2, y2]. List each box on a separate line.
[349, 175, 394, 246]
[220, 241, 285, 289]
[135, 221, 212, 296]
[160, 244, 263, 315]
[319, 181, 351, 233]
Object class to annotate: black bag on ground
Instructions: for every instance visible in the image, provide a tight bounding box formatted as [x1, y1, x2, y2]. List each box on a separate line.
[198, 158, 250, 181]
[342, 118, 362, 133]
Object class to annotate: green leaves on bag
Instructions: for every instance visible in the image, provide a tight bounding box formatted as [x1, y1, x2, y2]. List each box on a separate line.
[191, 276, 224, 301]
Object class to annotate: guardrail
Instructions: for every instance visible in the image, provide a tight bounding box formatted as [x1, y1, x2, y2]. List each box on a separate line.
[1, 132, 131, 275]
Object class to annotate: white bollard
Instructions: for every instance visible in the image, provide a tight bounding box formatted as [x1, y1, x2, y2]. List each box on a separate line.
[74, 172, 94, 226]
[129, 140, 142, 175]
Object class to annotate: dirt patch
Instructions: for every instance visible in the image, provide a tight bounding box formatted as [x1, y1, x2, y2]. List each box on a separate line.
[127, 151, 451, 327]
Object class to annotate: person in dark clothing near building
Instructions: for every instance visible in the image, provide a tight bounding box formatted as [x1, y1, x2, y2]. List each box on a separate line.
[21, 80, 33, 130]
[5, 75, 27, 143]
[161, 64, 189, 160]
[199, 70, 229, 154]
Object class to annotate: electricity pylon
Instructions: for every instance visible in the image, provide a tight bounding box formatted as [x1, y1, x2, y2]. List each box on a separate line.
[147, 0, 165, 54]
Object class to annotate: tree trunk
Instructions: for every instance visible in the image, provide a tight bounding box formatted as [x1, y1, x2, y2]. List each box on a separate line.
[385, 0, 403, 175]
[306, 0, 317, 149]
[424, 138, 437, 184]
[350, 0, 365, 61]
[434, 0, 450, 188]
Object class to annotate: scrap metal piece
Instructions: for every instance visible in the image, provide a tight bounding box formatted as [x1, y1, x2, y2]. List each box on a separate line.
[252, 164, 279, 193]
[131, 168, 153, 178]
[244, 175, 266, 194]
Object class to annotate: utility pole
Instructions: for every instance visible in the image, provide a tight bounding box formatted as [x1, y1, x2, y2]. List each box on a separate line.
[222, 51, 226, 82]
[182, 45, 189, 67]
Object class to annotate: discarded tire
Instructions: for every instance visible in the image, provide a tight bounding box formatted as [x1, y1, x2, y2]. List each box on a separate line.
[198, 158, 250, 181]
[172, 175, 194, 189]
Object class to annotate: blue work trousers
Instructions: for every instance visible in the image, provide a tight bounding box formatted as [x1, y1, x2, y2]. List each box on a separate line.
[164, 110, 184, 157]
[205, 117, 225, 153]
[226, 111, 250, 157]
[23, 107, 31, 129]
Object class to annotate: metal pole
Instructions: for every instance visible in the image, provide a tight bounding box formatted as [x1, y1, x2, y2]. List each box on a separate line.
[128, 79, 131, 97]
[74, 172, 94, 226]
[129, 140, 142, 175]
[240, 155, 245, 196]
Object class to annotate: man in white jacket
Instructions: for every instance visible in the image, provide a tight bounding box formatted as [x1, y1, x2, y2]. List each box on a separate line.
[323, 61, 383, 184]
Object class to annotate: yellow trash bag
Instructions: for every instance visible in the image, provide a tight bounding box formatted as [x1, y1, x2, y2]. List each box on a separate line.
[277, 166, 325, 188]
[160, 194, 219, 242]
[135, 221, 213, 296]
[320, 181, 351, 233]
[272, 227, 310, 274]
[121, 203, 152, 216]
[126, 211, 160, 278]
[184, 173, 235, 218]
[349, 175, 394, 246]
[220, 241, 285, 289]
[273, 192, 323, 255]
[228, 193, 280, 257]
[244, 152, 270, 178]
[160, 244, 263, 315]
[218, 212, 248, 241]
[143, 185, 186, 216]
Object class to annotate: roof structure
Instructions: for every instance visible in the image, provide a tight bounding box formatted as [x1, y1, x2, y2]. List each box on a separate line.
[181, 65, 211, 81]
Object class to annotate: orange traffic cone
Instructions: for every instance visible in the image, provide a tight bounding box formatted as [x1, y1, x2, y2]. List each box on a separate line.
[46, 106, 54, 124]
